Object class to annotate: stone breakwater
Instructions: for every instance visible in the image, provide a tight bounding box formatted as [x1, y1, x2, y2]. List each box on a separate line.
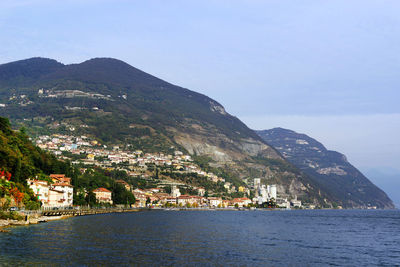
[0, 215, 69, 232]
[0, 208, 140, 232]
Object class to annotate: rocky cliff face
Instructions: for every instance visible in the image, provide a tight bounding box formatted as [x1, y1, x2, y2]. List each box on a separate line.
[257, 128, 395, 209]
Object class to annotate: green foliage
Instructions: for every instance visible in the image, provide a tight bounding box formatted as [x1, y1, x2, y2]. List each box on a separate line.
[85, 191, 97, 207]
[0, 210, 24, 220]
[25, 200, 40, 210]
[0, 116, 70, 185]
[112, 183, 135, 205]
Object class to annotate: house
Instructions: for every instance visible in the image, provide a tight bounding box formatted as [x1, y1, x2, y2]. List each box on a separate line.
[191, 196, 206, 207]
[28, 178, 74, 208]
[208, 197, 222, 207]
[222, 199, 230, 208]
[93, 188, 113, 204]
[165, 197, 177, 205]
[177, 195, 192, 206]
[47, 188, 65, 207]
[49, 174, 71, 185]
[149, 188, 161, 193]
[171, 185, 181, 197]
[154, 193, 170, 205]
[291, 195, 302, 208]
[233, 197, 252, 207]
[52, 182, 74, 207]
[133, 192, 147, 207]
[197, 187, 205, 196]
[27, 179, 50, 205]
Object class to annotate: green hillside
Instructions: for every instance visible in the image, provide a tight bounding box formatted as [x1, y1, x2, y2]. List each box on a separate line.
[0, 116, 69, 183]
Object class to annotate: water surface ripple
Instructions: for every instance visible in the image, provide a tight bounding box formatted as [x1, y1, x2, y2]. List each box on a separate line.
[0, 210, 399, 266]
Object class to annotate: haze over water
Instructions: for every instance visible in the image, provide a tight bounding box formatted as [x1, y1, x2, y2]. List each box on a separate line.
[1, 210, 399, 266]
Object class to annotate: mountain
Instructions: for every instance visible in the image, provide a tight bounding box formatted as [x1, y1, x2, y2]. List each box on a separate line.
[257, 128, 394, 209]
[0, 57, 341, 206]
[0, 57, 278, 159]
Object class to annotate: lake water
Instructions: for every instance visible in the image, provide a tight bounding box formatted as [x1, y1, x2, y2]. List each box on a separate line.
[0, 210, 399, 266]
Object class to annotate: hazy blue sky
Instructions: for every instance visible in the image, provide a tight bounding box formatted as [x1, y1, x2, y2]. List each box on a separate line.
[1, 0, 399, 204]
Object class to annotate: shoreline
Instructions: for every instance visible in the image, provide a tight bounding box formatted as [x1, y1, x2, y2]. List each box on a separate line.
[0, 208, 141, 232]
[0, 215, 74, 232]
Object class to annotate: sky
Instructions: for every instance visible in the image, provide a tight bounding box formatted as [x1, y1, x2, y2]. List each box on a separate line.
[0, 0, 399, 205]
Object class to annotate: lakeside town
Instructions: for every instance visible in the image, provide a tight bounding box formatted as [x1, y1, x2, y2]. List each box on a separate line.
[26, 133, 303, 210]
[27, 174, 292, 209]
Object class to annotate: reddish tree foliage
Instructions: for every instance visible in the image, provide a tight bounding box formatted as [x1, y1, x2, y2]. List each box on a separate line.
[0, 169, 12, 181]
[9, 187, 24, 204]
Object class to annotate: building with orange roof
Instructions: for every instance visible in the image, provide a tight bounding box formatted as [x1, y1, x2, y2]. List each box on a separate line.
[233, 197, 252, 207]
[93, 187, 113, 204]
[50, 174, 71, 185]
[27, 178, 74, 208]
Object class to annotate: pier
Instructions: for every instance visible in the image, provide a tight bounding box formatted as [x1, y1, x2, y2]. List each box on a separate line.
[19, 207, 140, 218]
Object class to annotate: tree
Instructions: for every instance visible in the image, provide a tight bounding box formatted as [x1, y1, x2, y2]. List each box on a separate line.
[74, 193, 87, 206]
[12, 158, 22, 183]
[146, 197, 151, 206]
[112, 184, 135, 205]
[85, 191, 97, 207]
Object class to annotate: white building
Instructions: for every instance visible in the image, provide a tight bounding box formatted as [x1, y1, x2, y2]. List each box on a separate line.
[93, 187, 113, 204]
[197, 187, 205, 196]
[52, 183, 74, 207]
[291, 195, 302, 208]
[171, 185, 181, 198]
[254, 179, 277, 204]
[27, 179, 50, 205]
[28, 177, 74, 208]
[208, 197, 222, 207]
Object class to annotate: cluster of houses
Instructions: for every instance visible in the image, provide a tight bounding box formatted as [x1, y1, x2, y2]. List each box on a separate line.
[28, 135, 305, 210]
[26, 173, 304, 209]
[27, 174, 114, 208]
[34, 134, 228, 185]
[253, 178, 302, 209]
[26, 175, 254, 209]
[131, 185, 252, 208]
[27, 174, 74, 208]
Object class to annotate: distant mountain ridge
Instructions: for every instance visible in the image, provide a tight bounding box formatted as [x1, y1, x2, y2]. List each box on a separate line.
[257, 128, 394, 209]
[0, 57, 382, 208]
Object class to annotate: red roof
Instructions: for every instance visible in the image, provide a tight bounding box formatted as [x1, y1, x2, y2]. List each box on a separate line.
[50, 174, 65, 178]
[94, 187, 112, 193]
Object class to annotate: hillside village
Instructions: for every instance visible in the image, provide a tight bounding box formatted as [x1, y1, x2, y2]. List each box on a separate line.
[29, 133, 301, 209]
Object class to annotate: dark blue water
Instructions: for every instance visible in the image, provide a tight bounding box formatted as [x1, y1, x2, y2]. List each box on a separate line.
[0, 210, 399, 266]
